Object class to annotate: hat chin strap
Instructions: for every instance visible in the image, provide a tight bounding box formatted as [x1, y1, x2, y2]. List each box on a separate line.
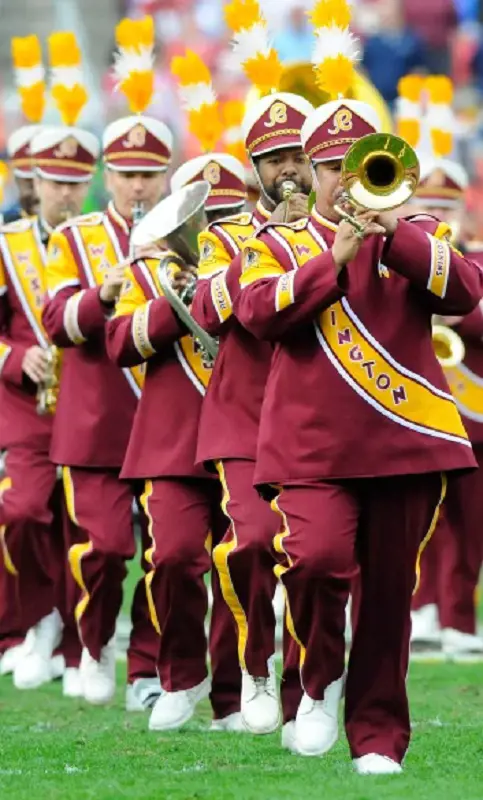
[250, 155, 277, 210]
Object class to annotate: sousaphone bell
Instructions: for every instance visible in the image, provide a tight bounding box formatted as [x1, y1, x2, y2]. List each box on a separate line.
[130, 181, 219, 364]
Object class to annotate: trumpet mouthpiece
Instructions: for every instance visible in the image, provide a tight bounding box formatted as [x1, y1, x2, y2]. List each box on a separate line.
[281, 180, 297, 200]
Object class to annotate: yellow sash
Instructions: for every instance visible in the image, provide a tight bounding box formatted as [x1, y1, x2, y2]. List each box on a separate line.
[444, 364, 483, 423]
[0, 221, 48, 347]
[72, 218, 144, 396]
[317, 299, 470, 445]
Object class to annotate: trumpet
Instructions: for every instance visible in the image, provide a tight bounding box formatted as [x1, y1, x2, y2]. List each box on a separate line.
[333, 133, 420, 235]
[130, 181, 219, 366]
[281, 180, 297, 224]
[129, 201, 146, 259]
[432, 321, 465, 368]
[36, 345, 62, 415]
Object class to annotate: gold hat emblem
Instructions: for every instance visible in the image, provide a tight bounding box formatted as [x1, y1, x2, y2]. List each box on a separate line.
[54, 136, 79, 159]
[203, 161, 221, 185]
[328, 109, 353, 136]
[123, 124, 147, 149]
[264, 101, 288, 129]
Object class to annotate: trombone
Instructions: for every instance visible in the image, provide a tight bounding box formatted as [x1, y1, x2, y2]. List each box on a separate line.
[331, 135, 466, 368]
[432, 320, 465, 368]
[333, 132, 420, 234]
[130, 181, 219, 365]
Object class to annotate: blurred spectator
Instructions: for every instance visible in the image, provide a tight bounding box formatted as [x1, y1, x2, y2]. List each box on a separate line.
[362, 0, 427, 107]
[273, 4, 315, 63]
[403, 0, 458, 74]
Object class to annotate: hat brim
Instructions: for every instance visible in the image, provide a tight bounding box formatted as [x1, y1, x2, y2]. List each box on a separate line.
[205, 196, 246, 211]
[35, 166, 94, 184]
[251, 136, 303, 158]
[13, 167, 34, 179]
[309, 141, 357, 164]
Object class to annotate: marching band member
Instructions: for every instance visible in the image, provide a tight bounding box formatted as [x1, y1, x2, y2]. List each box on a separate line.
[4, 126, 41, 222]
[106, 182, 243, 732]
[0, 88, 99, 695]
[42, 19, 171, 708]
[0, 35, 46, 675]
[406, 80, 483, 654]
[107, 49, 258, 730]
[191, 5, 313, 737]
[234, 6, 483, 771]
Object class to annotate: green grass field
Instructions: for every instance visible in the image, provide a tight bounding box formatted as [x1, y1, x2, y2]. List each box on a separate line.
[1, 547, 481, 800]
[0, 663, 482, 799]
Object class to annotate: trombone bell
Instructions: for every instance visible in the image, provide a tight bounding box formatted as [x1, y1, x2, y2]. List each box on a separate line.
[432, 324, 466, 368]
[341, 133, 420, 213]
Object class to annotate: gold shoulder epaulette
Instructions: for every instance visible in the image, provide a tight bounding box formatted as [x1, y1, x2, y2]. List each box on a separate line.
[261, 217, 309, 235]
[210, 211, 253, 229]
[58, 211, 105, 231]
[0, 216, 34, 234]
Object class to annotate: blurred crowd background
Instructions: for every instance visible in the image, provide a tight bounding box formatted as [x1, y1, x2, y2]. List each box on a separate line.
[2, 0, 483, 234]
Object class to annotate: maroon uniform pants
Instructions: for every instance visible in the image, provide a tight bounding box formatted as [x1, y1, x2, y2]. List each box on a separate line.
[141, 477, 241, 720]
[213, 459, 278, 676]
[413, 445, 483, 633]
[0, 447, 67, 631]
[127, 517, 161, 684]
[0, 548, 23, 653]
[64, 467, 159, 672]
[273, 473, 445, 762]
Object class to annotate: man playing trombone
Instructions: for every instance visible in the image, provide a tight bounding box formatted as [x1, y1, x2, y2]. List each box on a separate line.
[235, 74, 483, 772]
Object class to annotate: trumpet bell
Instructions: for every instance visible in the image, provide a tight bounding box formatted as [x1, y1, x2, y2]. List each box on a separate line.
[432, 324, 466, 368]
[342, 133, 420, 212]
[131, 181, 210, 263]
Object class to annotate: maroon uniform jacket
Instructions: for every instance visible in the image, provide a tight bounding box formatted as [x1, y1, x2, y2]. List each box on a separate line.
[106, 255, 213, 480]
[0, 216, 52, 451]
[235, 210, 483, 488]
[42, 204, 142, 468]
[444, 245, 483, 445]
[191, 201, 272, 465]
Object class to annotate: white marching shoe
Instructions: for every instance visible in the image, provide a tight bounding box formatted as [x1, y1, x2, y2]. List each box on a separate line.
[149, 677, 211, 731]
[63, 667, 83, 698]
[125, 677, 162, 712]
[281, 720, 297, 752]
[353, 753, 403, 775]
[241, 657, 280, 734]
[410, 604, 441, 647]
[210, 712, 246, 732]
[441, 628, 483, 657]
[80, 639, 116, 705]
[13, 609, 63, 690]
[295, 676, 343, 757]
[0, 641, 28, 676]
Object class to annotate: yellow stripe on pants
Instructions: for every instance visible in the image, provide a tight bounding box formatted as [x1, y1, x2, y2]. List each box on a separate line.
[0, 477, 17, 576]
[139, 480, 161, 635]
[62, 466, 92, 625]
[271, 489, 307, 668]
[212, 461, 249, 670]
[414, 473, 448, 595]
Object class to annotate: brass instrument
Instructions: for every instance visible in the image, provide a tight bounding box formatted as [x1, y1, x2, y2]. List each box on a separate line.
[333, 133, 420, 234]
[36, 345, 62, 415]
[131, 181, 219, 364]
[129, 201, 146, 258]
[432, 321, 465, 368]
[281, 180, 297, 224]
[37, 208, 76, 415]
[246, 63, 393, 132]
